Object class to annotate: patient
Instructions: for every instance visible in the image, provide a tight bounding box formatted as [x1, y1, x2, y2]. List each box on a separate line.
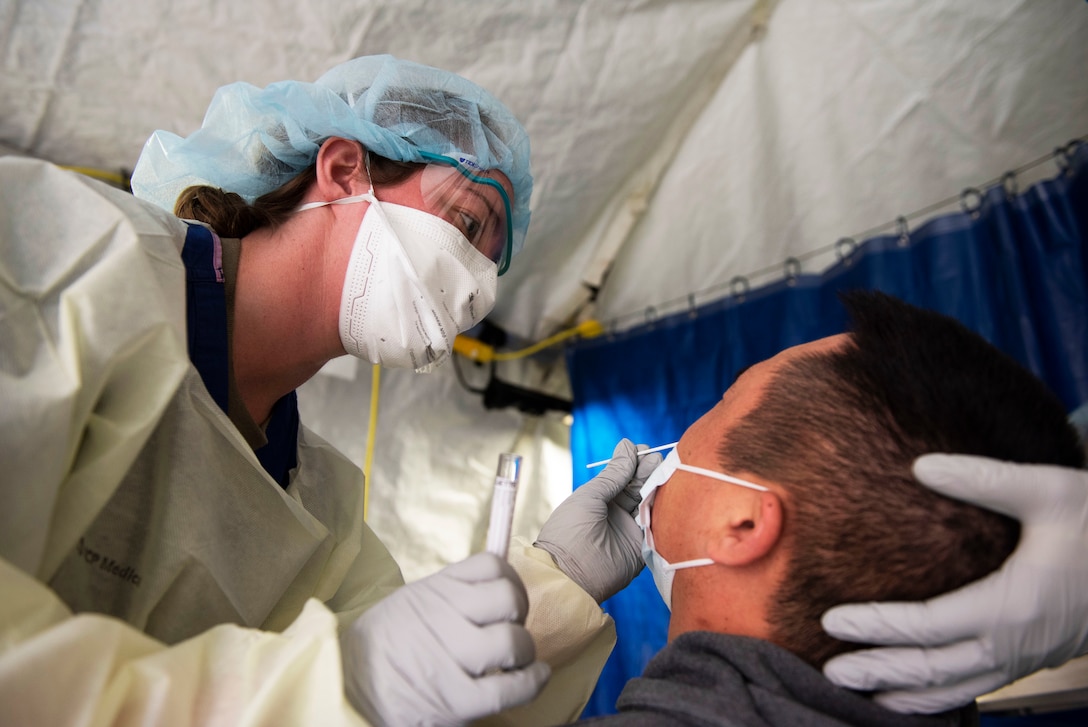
[581, 291, 1086, 726]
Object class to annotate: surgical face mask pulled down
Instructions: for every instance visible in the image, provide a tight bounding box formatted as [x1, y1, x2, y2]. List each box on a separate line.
[637, 448, 768, 610]
[297, 173, 498, 372]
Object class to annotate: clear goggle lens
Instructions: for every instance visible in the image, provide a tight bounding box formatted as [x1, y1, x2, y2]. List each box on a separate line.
[418, 151, 514, 275]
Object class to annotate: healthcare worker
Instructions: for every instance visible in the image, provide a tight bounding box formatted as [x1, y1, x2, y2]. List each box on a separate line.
[0, 54, 661, 727]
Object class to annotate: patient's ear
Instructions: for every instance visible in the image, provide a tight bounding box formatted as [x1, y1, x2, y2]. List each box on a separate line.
[705, 491, 783, 566]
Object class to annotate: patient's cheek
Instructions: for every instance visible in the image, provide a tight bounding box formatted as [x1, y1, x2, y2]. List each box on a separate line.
[651, 486, 682, 559]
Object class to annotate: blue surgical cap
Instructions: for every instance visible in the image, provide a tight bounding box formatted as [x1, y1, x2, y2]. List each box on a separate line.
[131, 54, 533, 260]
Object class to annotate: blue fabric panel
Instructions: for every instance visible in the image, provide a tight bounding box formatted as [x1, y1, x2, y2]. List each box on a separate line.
[182, 223, 229, 412]
[255, 390, 300, 489]
[569, 143, 1088, 718]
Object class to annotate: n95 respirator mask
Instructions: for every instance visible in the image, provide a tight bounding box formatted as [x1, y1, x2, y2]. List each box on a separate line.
[298, 192, 497, 372]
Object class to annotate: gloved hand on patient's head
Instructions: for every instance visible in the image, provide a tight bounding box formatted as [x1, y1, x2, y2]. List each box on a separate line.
[822, 454, 1088, 714]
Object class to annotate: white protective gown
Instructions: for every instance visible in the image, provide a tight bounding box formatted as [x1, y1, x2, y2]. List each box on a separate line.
[0, 158, 614, 727]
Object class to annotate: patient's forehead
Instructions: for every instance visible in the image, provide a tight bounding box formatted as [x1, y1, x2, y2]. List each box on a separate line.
[720, 333, 847, 403]
[683, 333, 851, 461]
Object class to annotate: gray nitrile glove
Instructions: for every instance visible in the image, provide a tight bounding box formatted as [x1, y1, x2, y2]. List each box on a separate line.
[822, 455, 1088, 714]
[535, 439, 664, 603]
[341, 552, 550, 727]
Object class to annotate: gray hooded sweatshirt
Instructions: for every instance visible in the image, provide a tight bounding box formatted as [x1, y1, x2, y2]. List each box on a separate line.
[577, 632, 978, 727]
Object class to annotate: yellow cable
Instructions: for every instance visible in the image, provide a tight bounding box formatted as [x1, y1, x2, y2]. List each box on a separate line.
[492, 319, 603, 360]
[453, 335, 495, 362]
[453, 319, 604, 363]
[363, 363, 380, 521]
[59, 165, 128, 187]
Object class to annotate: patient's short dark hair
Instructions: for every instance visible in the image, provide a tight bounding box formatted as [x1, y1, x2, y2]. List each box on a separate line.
[719, 290, 1085, 666]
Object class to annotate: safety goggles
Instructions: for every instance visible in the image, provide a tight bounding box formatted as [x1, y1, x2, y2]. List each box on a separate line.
[418, 151, 515, 275]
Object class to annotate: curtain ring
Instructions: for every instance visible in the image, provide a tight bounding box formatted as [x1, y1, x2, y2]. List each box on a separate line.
[960, 187, 983, 218]
[687, 293, 699, 319]
[834, 237, 857, 263]
[1001, 171, 1019, 199]
[783, 257, 801, 286]
[1055, 145, 1073, 176]
[644, 306, 657, 328]
[730, 275, 750, 301]
[1064, 139, 1083, 164]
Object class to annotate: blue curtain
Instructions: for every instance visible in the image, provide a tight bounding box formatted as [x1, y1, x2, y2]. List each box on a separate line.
[566, 141, 1088, 718]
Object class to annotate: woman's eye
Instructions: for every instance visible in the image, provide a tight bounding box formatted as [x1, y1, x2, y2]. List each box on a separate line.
[457, 211, 482, 240]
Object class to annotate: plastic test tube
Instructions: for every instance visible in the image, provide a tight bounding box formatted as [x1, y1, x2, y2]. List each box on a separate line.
[485, 453, 521, 559]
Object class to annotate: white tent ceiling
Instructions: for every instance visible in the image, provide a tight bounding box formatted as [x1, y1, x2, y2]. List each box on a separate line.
[4, 0, 1087, 581]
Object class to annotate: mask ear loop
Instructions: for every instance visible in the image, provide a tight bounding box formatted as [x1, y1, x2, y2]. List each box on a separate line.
[353, 152, 424, 283]
[363, 150, 375, 197]
[295, 146, 377, 212]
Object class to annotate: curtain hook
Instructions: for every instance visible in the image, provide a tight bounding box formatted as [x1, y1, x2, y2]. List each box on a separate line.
[960, 188, 983, 218]
[1055, 145, 1073, 176]
[1001, 171, 1019, 200]
[1065, 139, 1084, 161]
[783, 257, 801, 286]
[835, 237, 857, 265]
[687, 293, 698, 319]
[730, 275, 750, 302]
[644, 306, 657, 329]
[896, 216, 910, 247]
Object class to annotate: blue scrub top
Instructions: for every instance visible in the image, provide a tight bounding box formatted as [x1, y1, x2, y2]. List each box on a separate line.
[181, 222, 299, 488]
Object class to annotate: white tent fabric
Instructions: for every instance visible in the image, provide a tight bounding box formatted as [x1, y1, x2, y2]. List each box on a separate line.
[3, 0, 1086, 616]
[596, 1, 1088, 327]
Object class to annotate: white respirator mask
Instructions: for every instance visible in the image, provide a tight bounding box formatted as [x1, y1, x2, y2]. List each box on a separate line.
[637, 448, 769, 610]
[298, 188, 497, 372]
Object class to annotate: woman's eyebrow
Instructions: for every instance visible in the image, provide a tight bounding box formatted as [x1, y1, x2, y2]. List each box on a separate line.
[457, 185, 504, 221]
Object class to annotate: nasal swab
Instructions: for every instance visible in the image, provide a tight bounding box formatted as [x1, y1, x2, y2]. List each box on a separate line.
[585, 441, 678, 469]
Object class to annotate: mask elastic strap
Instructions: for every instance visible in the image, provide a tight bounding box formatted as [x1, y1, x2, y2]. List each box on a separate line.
[295, 150, 378, 212]
[363, 150, 375, 195]
[663, 557, 716, 571]
[676, 464, 769, 492]
[296, 194, 373, 212]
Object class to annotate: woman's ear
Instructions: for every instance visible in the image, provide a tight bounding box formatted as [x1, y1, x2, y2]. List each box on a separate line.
[705, 490, 783, 567]
[315, 137, 368, 199]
